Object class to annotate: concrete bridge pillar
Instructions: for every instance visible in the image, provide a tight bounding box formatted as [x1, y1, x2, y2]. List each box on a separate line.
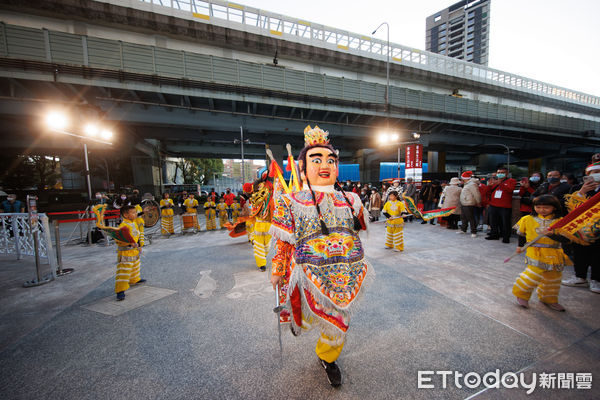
[427, 151, 446, 173]
[131, 156, 161, 197]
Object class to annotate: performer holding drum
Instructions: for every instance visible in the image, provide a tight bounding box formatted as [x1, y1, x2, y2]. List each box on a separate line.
[182, 193, 200, 233]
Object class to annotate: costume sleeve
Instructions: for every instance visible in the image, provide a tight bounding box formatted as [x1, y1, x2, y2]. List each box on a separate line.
[382, 202, 389, 214]
[269, 195, 295, 244]
[514, 215, 528, 236]
[271, 239, 293, 276]
[399, 201, 407, 213]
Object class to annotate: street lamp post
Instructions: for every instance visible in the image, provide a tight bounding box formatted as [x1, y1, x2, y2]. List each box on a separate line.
[240, 126, 245, 183]
[378, 131, 421, 181]
[372, 22, 390, 109]
[488, 143, 511, 176]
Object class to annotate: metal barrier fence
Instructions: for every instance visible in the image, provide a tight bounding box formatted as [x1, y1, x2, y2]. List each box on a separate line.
[94, 0, 600, 108]
[0, 213, 58, 283]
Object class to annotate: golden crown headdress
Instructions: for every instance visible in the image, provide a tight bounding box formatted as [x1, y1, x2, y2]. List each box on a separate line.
[304, 125, 330, 147]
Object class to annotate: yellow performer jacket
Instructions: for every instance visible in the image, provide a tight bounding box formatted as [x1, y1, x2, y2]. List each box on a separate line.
[204, 201, 216, 216]
[216, 202, 228, 216]
[160, 198, 174, 216]
[183, 198, 199, 214]
[116, 219, 140, 256]
[515, 214, 571, 271]
[382, 200, 406, 226]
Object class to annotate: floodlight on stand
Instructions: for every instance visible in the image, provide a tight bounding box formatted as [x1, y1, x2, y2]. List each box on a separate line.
[378, 133, 389, 144]
[45, 111, 68, 131]
[412, 132, 421, 139]
[84, 123, 99, 136]
[101, 129, 113, 141]
[390, 133, 399, 141]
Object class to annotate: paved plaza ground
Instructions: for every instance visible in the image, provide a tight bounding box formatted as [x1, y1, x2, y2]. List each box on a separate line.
[0, 218, 598, 399]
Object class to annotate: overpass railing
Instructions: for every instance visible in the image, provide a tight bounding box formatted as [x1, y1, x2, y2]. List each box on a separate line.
[93, 0, 600, 109]
[0, 22, 598, 133]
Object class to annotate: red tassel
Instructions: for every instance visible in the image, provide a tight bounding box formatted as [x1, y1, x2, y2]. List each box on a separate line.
[286, 156, 293, 171]
[290, 285, 302, 327]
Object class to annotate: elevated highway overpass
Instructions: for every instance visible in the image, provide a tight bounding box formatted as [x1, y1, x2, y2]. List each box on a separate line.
[0, 0, 598, 186]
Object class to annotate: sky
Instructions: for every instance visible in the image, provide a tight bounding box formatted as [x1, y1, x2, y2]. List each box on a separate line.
[238, 0, 600, 97]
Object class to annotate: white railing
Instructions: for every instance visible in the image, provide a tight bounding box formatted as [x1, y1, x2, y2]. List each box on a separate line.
[95, 0, 599, 108]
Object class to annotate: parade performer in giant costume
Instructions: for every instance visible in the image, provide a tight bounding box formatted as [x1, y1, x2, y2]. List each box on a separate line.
[250, 171, 273, 271]
[269, 125, 371, 387]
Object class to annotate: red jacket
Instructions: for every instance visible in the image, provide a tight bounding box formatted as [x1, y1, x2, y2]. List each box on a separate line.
[518, 186, 535, 213]
[223, 192, 235, 206]
[489, 178, 517, 209]
[478, 184, 490, 207]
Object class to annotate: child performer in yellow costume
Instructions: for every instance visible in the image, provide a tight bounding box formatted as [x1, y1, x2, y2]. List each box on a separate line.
[183, 194, 200, 230]
[160, 193, 175, 235]
[204, 198, 217, 230]
[512, 195, 572, 311]
[230, 199, 241, 223]
[134, 203, 145, 246]
[216, 198, 228, 229]
[115, 205, 146, 301]
[270, 125, 371, 387]
[382, 191, 407, 252]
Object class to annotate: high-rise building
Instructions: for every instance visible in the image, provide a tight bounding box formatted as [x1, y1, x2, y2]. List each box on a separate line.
[426, 0, 490, 65]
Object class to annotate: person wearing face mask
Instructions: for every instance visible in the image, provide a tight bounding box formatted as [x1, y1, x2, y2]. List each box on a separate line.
[561, 161, 600, 293]
[485, 167, 517, 243]
[113, 193, 130, 210]
[532, 170, 571, 216]
[518, 172, 542, 217]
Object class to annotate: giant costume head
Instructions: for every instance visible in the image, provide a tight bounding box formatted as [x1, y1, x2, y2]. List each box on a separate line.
[298, 125, 364, 234]
[298, 125, 338, 187]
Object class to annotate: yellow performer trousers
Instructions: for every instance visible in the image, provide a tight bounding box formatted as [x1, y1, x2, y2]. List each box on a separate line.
[115, 248, 141, 293]
[205, 211, 216, 230]
[512, 265, 562, 304]
[252, 233, 271, 268]
[315, 333, 345, 363]
[219, 213, 228, 229]
[385, 224, 404, 251]
[161, 215, 174, 235]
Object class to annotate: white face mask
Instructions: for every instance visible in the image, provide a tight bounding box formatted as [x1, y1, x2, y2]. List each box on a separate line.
[560, 179, 568, 183]
[121, 196, 127, 200]
[590, 173, 600, 182]
[96, 195, 102, 199]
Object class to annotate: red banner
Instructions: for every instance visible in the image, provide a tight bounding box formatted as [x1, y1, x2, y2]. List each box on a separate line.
[406, 145, 415, 169]
[415, 144, 423, 168]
